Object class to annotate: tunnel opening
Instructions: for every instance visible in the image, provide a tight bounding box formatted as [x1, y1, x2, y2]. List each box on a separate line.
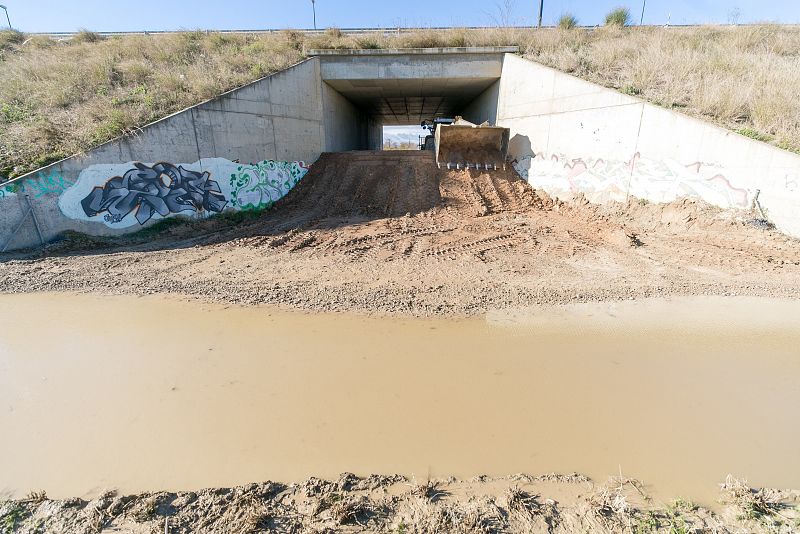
[382, 125, 427, 151]
[313, 48, 507, 154]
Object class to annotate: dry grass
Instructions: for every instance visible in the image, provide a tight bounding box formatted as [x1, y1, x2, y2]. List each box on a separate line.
[719, 475, 785, 520]
[0, 30, 305, 178]
[1, 25, 799, 180]
[384, 141, 419, 150]
[522, 25, 800, 155]
[503, 486, 560, 531]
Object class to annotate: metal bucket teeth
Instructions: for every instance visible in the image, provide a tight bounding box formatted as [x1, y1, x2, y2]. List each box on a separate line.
[435, 124, 510, 171]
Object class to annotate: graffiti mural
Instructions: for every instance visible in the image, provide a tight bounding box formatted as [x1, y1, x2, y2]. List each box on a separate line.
[81, 162, 227, 225]
[512, 151, 750, 209]
[28, 170, 75, 198]
[58, 157, 311, 228]
[0, 170, 73, 200]
[786, 173, 799, 193]
[229, 160, 310, 211]
[0, 182, 19, 199]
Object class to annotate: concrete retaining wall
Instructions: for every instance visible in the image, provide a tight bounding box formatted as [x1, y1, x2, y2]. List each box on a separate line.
[322, 81, 367, 153]
[0, 58, 367, 251]
[498, 54, 800, 236]
[3, 50, 799, 251]
[461, 80, 500, 126]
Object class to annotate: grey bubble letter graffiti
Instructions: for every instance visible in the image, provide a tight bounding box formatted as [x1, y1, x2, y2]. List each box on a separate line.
[81, 162, 228, 225]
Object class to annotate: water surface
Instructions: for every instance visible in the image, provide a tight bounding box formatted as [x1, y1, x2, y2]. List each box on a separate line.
[1, 293, 798, 504]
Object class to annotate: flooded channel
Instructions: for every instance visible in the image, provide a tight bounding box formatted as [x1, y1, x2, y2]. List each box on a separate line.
[1, 293, 799, 504]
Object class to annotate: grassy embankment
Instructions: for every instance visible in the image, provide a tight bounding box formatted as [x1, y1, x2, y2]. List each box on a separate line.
[1, 25, 798, 180]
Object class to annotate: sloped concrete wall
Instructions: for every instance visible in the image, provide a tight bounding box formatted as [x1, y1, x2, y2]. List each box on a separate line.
[4, 50, 799, 252]
[0, 58, 366, 251]
[461, 79, 500, 126]
[322, 81, 368, 152]
[498, 54, 800, 237]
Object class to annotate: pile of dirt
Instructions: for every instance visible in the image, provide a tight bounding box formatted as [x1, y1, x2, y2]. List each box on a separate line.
[2, 474, 797, 533]
[1, 151, 800, 315]
[240, 150, 547, 227]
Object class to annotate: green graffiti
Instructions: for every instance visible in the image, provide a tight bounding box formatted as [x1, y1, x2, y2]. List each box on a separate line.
[0, 181, 20, 199]
[229, 160, 309, 211]
[0, 170, 73, 200]
[28, 170, 74, 198]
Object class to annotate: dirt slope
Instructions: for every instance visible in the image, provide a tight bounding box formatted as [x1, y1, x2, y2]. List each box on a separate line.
[1, 151, 800, 315]
[2, 474, 798, 534]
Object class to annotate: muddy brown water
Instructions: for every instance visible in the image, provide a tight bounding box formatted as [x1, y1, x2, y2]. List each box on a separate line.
[1, 293, 799, 505]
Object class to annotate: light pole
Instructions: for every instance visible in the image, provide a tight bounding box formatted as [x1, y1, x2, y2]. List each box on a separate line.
[0, 5, 11, 30]
[311, 0, 317, 30]
[640, 0, 647, 25]
[537, 0, 544, 27]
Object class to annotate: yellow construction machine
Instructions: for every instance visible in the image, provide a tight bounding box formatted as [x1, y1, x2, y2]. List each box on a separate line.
[421, 117, 510, 171]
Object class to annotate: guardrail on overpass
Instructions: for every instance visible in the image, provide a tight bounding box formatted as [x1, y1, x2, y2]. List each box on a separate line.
[28, 24, 747, 39]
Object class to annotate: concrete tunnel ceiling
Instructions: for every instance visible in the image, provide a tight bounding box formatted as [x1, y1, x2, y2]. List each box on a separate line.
[312, 47, 517, 126]
[324, 77, 500, 125]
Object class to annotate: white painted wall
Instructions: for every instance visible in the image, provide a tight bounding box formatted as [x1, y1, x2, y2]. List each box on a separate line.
[498, 54, 800, 237]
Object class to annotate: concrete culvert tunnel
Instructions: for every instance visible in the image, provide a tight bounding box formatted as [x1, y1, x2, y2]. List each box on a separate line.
[2, 46, 800, 252]
[264, 48, 522, 225]
[310, 48, 511, 152]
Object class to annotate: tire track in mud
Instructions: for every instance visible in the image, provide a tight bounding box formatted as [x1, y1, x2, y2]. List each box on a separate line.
[645, 231, 800, 273]
[424, 233, 523, 260]
[40, 150, 797, 314]
[229, 152, 544, 263]
[384, 166, 403, 217]
[233, 152, 617, 265]
[475, 171, 505, 214]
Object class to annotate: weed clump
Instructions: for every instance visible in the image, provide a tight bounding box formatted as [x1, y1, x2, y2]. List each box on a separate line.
[558, 14, 579, 30]
[0, 29, 25, 50]
[1, 502, 28, 531]
[720, 475, 784, 521]
[72, 29, 104, 43]
[26, 35, 55, 49]
[737, 127, 773, 143]
[605, 7, 631, 27]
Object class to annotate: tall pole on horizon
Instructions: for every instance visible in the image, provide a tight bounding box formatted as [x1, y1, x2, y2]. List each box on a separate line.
[640, 0, 647, 25]
[0, 5, 11, 30]
[537, 0, 544, 27]
[311, 0, 317, 30]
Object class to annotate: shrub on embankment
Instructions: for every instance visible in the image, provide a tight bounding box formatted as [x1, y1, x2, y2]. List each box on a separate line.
[605, 7, 631, 27]
[1, 25, 799, 180]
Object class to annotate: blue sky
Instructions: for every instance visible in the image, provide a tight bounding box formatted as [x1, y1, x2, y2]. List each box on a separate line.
[2, 0, 799, 32]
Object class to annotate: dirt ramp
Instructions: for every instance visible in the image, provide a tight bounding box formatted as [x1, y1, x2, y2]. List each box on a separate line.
[275, 151, 442, 220]
[273, 150, 544, 225]
[231, 150, 562, 264]
[441, 167, 550, 217]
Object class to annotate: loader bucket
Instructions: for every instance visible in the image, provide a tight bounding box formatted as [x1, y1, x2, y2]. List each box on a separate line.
[435, 124, 511, 170]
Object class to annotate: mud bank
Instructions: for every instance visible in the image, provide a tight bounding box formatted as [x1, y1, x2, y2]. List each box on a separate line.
[2, 474, 799, 533]
[1, 152, 800, 316]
